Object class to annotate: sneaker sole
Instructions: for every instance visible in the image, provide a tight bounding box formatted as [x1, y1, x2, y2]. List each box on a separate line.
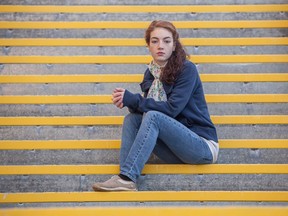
[92, 185, 137, 192]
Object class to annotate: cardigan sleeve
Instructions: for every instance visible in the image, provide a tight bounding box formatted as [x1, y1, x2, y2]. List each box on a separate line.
[123, 61, 199, 118]
[126, 68, 152, 113]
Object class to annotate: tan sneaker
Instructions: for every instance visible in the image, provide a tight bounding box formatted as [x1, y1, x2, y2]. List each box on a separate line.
[92, 175, 137, 192]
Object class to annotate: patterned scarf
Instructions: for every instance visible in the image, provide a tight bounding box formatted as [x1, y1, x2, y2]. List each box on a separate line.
[147, 61, 167, 101]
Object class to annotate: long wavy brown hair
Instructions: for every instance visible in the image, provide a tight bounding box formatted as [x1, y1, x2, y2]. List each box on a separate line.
[145, 20, 189, 84]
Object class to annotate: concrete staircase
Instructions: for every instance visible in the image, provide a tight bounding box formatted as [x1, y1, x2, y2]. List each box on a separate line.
[0, 0, 287, 215]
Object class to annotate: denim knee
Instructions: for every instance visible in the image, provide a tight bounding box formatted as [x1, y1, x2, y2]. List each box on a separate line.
[144, 110, 161, 121]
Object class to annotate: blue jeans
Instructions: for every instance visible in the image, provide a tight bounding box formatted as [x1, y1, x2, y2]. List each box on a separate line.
[119, 111, 213, 182]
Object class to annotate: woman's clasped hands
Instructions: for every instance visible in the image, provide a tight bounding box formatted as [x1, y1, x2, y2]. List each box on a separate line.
[112, 88, 125, 109]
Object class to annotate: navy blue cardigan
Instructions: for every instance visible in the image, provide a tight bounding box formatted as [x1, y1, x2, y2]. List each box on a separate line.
[123, 60, 218, 143]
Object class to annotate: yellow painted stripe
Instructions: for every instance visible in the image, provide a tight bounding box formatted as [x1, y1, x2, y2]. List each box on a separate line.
[219, 139, 288, 149]
[0, 139, 287, 150]
[1, 5, 287, 13]
[0, 115, 287, 126]
[0, 164, 287, 175]
[0, 74, 144, 83]
[1, 73, 287, 83]
[0, 95, 113, 104]
[0, 116, 125, 126]
[0, 20, 287, 29]
[1, 207, 288, 216]
[1, 94, 287, 104]
[0, 140, 121, 150]
[0, 55, 287, 64]
[200, 73, 288, 82]
[205, 94, 288, 103]
[212, 115, 288, 124]
[0, 37, 287, 46]
[0, 191, 287, 203]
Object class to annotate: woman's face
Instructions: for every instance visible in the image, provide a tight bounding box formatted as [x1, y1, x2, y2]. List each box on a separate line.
[148, 27, 176, 66]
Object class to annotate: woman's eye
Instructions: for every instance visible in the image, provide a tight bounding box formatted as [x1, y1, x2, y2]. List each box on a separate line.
[151, 40, 158, 44]
[165, 40, 171, 43]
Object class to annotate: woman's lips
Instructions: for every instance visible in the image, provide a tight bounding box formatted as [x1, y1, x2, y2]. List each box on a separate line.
[157, 52, 165, 56]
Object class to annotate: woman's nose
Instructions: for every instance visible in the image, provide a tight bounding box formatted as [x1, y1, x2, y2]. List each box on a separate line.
[158, 41, 164, 49]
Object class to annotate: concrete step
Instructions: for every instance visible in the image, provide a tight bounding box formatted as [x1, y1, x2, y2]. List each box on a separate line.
[0, 148, 288, 165]
[0, 125, 287, 140]
[1, 64, 287, 75]
[1, 103, 287, 116]
[1, 82, 287, 95]
[1, 174, 287, 193]
[3, 46, 288, 56]
[2, 28, 287, 38]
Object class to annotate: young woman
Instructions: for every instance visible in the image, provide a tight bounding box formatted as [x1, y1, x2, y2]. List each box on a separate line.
[92, 20, 219, 192]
